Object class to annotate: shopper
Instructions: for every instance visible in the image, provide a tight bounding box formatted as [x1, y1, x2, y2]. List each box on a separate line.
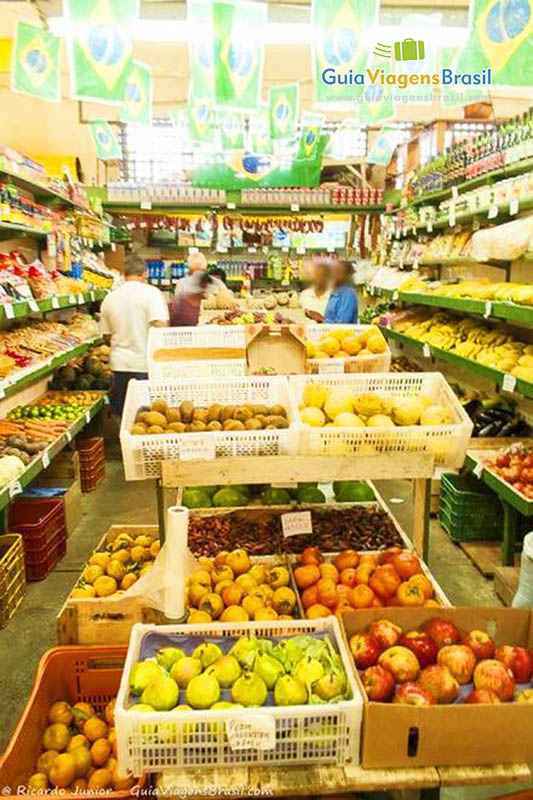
[171, 270, 217, 326]
[174, 252, 224, 298]
[300, 260, 331, 322]
[100, 254, 169, 416]
[324, 260, 358, 324]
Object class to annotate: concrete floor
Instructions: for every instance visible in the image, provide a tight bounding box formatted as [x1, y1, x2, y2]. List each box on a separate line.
[0, 460, 530, 798]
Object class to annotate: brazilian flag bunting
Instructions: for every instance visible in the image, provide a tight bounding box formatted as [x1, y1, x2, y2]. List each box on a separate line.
[297, 112, 325, 161]
[213, 0, 268, 111]
[188, 0, 214, 100]
[366, 125, 399, 166]
[11, 21, 61, 102]
[90, 120, 122, 159]
[120, 60, 152, 125]
[440, 46, 486, 107]
[65, 0, 139, 103]
[189, 98, 217, 144]
[248, 105, 272, 153]
[217, 110, 245, 150]
[268, 84, 299, 140]
[356, 54, 395, 125]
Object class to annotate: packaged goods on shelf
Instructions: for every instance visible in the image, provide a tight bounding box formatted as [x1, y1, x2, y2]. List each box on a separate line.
[0, 252, 90, 306]
[115, 618, 363, 773]
[0, 183, 55, 232]
[241, 187, 332, 206]
[106, 182, 226, 205]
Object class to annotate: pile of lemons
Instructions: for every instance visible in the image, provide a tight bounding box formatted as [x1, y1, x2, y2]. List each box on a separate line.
[306, 326, 388, 360]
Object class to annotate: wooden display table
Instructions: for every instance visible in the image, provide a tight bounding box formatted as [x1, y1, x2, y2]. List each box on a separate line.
[160, 453, 434, 559]
[156, 761, 531, 799]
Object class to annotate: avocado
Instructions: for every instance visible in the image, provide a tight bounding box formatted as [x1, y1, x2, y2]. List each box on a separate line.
[261, 487, 292, 506]
[297, 486, 326, 504]
[182, 489, 213, 509]
[213, 488, 249, 507]
[334, 481, 375, 502]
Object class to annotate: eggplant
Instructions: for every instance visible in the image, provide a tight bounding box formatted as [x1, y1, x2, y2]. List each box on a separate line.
[499, 418, 525, 437]
[477, 422, 501, 437]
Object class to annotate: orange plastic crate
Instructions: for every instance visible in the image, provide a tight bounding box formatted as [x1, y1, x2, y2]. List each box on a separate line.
[0, 646, 146, 798]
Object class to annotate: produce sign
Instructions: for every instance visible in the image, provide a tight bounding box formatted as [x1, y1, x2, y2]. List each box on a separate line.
[293, 547, 441, 620]
[483, 443, 533, 500]
[186, 548, 296, 624]
[220, 214, 324, 234]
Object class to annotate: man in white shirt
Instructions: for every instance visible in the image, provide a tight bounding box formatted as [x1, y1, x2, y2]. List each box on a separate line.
[300, 260, 331, 322]
[100, 254, 169, 415]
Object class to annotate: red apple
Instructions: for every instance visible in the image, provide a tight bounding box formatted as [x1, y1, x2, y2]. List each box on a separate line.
[393, 682, 435, 706]
[369, 619, 403, 649]
[494, 645, 533, 684]
[399, 631, 438, 668]
[361, 665, 396, 702]
[437, 644, 477, 685]
[418, 664, 460, 704]
[349, 633, 383, 669]
[473, 659, 515, 702]
[378, 646, 420, 682]
[517, 689, 533, 704]
[465, 689, 501, 704]
[423, 617, 461, 650]
[462, 629, 495, 662]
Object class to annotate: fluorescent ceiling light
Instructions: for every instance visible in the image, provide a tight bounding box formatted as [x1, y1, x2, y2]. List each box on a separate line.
[48, 17, 469, 47]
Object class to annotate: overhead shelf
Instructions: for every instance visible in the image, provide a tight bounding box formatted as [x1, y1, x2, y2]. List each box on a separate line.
[0, 221, 50, 239]
[0, 166, 91, 213]
[104, 201, 384, 214]
[0, 394, 106, 514]
[0, 336, 103, 400]
[0, 290, 107, 323]
[379, 325, 533, 400]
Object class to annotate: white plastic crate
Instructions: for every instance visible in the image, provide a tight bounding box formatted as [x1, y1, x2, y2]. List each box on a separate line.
[305, 324, 391, 374]
[147, 326, 247, 380]
[115, 618, 363, 775]
[290, 372, 473, 469]
[120, 375, 300, 480]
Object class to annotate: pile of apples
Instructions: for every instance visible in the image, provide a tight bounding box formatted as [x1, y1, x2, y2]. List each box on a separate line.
[485, 446, 533, 500]
[293, 546, 440, 620]
[350, 616, 533, 705]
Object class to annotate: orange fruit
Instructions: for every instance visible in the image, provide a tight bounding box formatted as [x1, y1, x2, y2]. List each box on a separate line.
[83, 717, 108, 742]
[187, 609, 212, 624]
[104, 699, 116, 727]
[112, 766, 136, 791]
[37, 750, 59, 776]
[70, 746, 92, 778]
[72, 702, 95, 729]
[90, 738, 111, 767]
[48, 701, 73, 726]
[67, 734, 89, 752]
[87, 769, 112, 791]
[49, 753, 76, 788]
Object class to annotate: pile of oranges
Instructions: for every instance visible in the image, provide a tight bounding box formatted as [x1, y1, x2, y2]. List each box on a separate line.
[306, 326, 388, 360]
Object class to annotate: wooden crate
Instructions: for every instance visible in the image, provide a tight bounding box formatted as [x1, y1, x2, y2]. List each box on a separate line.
[57, 524, 168, 645]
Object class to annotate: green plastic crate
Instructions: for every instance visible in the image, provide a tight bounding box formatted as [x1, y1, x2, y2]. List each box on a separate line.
[439, 472, 503, 542]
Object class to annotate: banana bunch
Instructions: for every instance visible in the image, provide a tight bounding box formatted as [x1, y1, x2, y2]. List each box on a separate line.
[428, 280, 533, 306]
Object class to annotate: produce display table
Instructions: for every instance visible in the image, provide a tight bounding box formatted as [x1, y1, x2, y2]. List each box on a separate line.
[464, 442, 533, 566]
[156, 761, 531, 799]
[160, 452, 434, 559]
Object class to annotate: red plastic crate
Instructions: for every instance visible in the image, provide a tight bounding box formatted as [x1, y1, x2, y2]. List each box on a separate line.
[76, 436, 105, 467]
[8, 498, 67, 581]
[81, 462, 106, 492]
[0, 646, 147, 799]
[24, 526, 67, 581]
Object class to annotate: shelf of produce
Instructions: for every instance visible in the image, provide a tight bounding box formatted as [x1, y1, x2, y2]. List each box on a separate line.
[0, 290, 107, 322]
[0, 336, 103, 400]
[372, 290, 533, 327]
[0, 394, 105, 515]
[380, 327, 533, 400]
[0, 221, 50, 239]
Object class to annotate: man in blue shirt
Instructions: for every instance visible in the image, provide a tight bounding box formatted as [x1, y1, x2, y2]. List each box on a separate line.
[324, 260, 358, 324]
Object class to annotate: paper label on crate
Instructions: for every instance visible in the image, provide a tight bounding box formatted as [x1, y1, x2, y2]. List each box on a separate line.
[85, 410, 91, 423]
[282, 511, 313, 538]
[77, 294, 85, 304]
[52, 296, 60, 309]
[42, 451, 50, 469]
[227, 202, 236, 210]
[111, 242, 116, 251]
[318, 360, 345, 374]
[296, 246, 306, 255]
[226, 715, 276, 751]
[484, 301, 492, 319]
[392, 290, 399, 301]
[179, 438, 216, 461]
[451, 186, 459, 200]
[422, 343, 431, 358]
[9, 481, 22, 498]
[69, 294, 77, 305]
[140, 200, 152, 210]
[426, 220, 433, 233]
[291, 202, 300, 212]
[502, 374, 517, 393]
[29, 299, 40, 313]
[4, 304, 14, 320]
[473, 461, 484, 479]
[488, 204, 498, 219]
[509, 198, 519, 216]
[66, 430, 72, 442]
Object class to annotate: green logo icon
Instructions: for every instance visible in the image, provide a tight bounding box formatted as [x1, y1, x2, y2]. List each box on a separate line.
[394, 38, 425, 61]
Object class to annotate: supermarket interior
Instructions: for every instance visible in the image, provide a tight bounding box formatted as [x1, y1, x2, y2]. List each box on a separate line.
[1, 0, 533, 798]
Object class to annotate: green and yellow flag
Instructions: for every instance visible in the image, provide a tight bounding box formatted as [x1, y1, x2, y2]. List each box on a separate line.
[356, 54, 395, 125]
[440, 46, 485, 107]
[65, 0, 138, 102]
[120, 60, 152, 125]
[169, 108, 193, 143]
[189, 98, 216, 144]
[213, 0, 267, 111]
[297, 112, 325, 160]
[218, 110, 245, 150]
[366, 125, 399, 166]
[312, 0, 379, 109]
[11, 21, 61, 102]
[188, 0, 214, 100]
[90, 120, 122, 159]
[456, 0, 532, 86]
[248, 106, 272, 153]
[268, 84, 299, 140]
[325, 118, 361, 159]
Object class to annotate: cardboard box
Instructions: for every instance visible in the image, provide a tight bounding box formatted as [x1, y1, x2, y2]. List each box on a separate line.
[246, 324, 306, 375]
[343, 607, 533, 769]
[34, 451, 82, 537]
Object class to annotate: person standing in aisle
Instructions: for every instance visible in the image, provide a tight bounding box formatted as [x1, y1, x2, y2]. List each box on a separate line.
[100, 254, 169, 416]
[324, 260, 358, 324]
[300, 260, 331, 322]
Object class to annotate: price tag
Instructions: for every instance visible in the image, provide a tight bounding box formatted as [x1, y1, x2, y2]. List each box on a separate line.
[52, 296, 60, 309]
[473, 461, 484, 479]
[422, 343, 431, 358]
[509, 197, 519, 216]
[77, 294, 85, 304]
[85, 410, 91, 423]
[327, 244, 335, 253]
[111, 243, 116, 252]
[66, 430, 72, 442]
[69, 294, 77, 305]
[140, 200, 152, 210]
[282, 246, 290, 253]
[227, 202, 236, 210]
[282, 511, 313, 538]
[179, 439, 216, 461]
[248, 247, 257, 254]
[296, 246, 306, 255]
[502, 374, 517, 393]
[290, 202, 300, 212]
[42, 451, 50, 469]
[217, 246, 229, 254]
[392, 290, 399, 301]
[488, 204, 498, 219]
[104, 395, 110, 405]
[448, 206, 456, 227]
[0, 386, 5, 400]
[368, 285, 375, 296]
[90, 291, 96, 302]
[413, 255, 420, 271]
[4, 304, 14, 320]
[426, 220, 433, 233]
[395, 229, 400, 240]
[226, 716, 276, 752]
[29, 299, 40, 313]
[318, 360, 345, 374]
[189, 247, 199, 254]
[451, 186, 459, 200]
[484, 301, 492, 319]
[9, 481, 22, 499]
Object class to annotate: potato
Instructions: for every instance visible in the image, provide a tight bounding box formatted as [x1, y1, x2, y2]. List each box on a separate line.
[269, 405, 287, 418]
[255, 415, 267, 427]
[165, 408, 181, 424]
[180, 401, 194, 423]
[253, 405, 269, 417]
[131, 424, 146, 435]
[223, 420, 245, 431]
[144, 411, 167, 427]
[264, 415, 289, 429]
[193, 408, 208, 423]
[220, 405, 236, 423]
[207, 404, 222, 422]
[189, 421, 207, 432]
[245, 418, 263, 430]
[207, 421, 223, 431]
[152, 398, 168, 414]
[234, 406, 253, 423]
[168, 422, 186, 433]
[147, 425, 166, 434]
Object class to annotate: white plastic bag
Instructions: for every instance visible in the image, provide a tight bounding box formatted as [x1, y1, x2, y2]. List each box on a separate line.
[512, 531, 533, 608]
[471, 217, 533, 262]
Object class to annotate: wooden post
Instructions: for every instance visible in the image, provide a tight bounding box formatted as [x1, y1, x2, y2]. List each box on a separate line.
[413, 477, 431, 560]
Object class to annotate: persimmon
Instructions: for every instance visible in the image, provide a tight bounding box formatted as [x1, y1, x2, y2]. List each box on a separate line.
[301, 584, 319, 609]
[408, 573, 434, 600]
[340, 568, 358, 588]
[305, 603, 332, 619]
[317, 578, 338, 608]
[319, 562, 339, 583]
[348, 584, 375, 609]
[294, 564, 320, 589]
[300, 547, 322, 566]
[334, 549, 359, 572]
